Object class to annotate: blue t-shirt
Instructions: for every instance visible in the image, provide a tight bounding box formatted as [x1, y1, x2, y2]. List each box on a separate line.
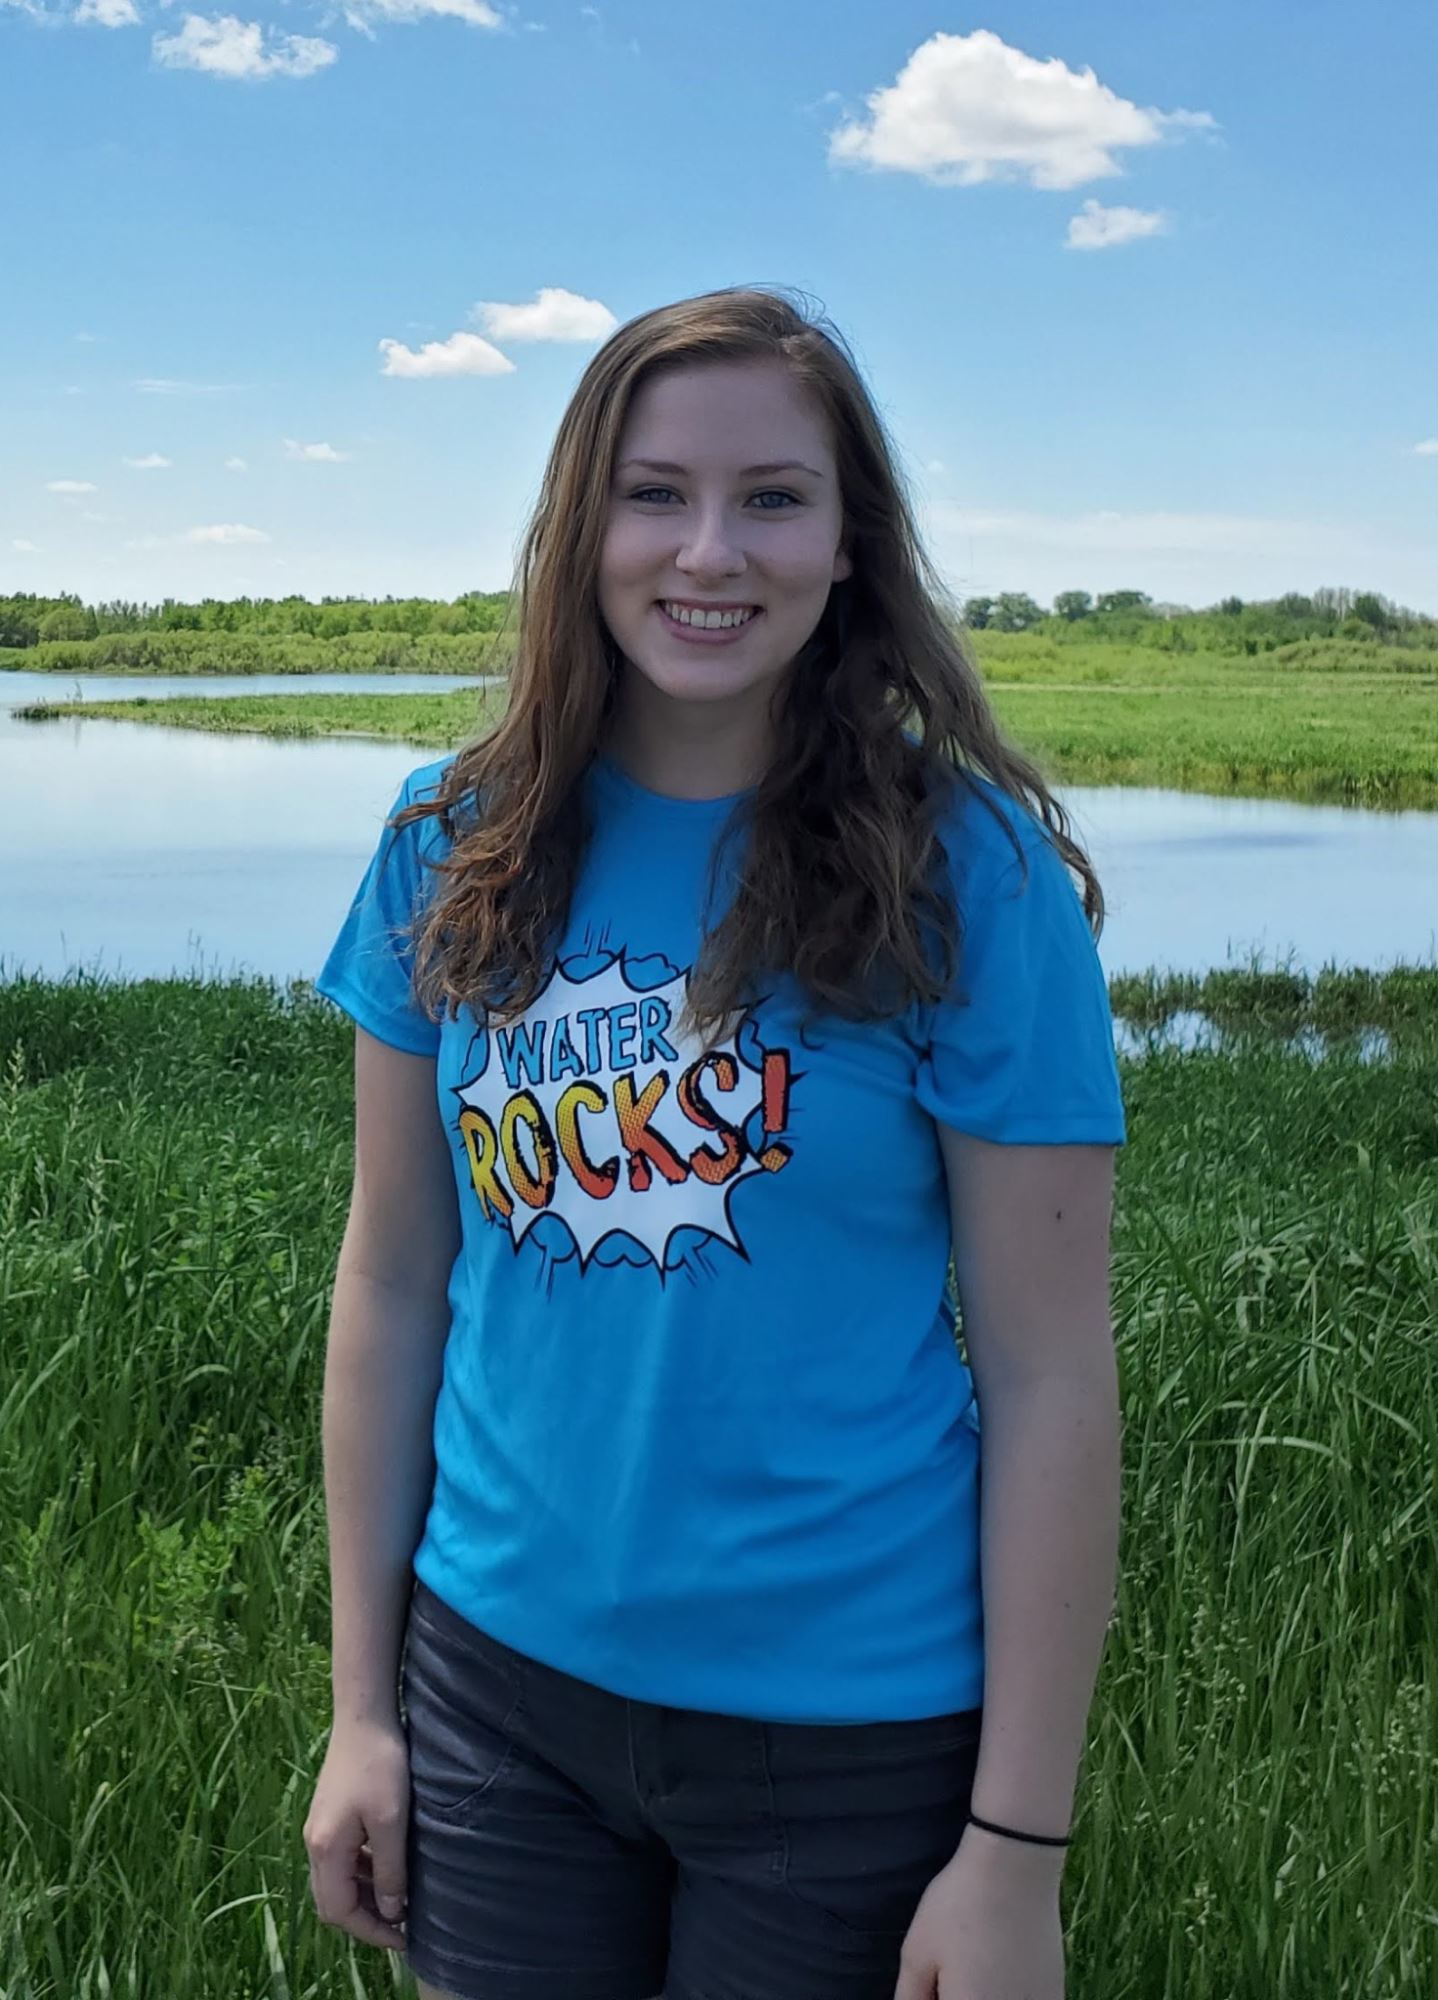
[315, 750, 1126, 1723]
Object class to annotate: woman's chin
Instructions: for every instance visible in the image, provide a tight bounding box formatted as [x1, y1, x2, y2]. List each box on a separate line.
[624, 653, 779, 710]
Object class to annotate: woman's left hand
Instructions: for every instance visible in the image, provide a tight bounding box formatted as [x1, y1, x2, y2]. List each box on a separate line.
[892, 1831, 1066, 1999]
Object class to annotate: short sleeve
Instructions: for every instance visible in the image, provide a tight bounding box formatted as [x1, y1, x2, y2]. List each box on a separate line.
[314, 768, 445, 1058]
[915, 795, 1127, 1146]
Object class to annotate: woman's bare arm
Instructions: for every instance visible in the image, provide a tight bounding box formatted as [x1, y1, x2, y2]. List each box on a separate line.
[323, 1025, 461, 1725]
[937, 1126, 1122, 1880]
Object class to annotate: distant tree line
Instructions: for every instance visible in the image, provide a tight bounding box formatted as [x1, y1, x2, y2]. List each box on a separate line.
[957, 586, 1435, 651]
[2, 584, 1432, 663]
[0, 590, 512, 650]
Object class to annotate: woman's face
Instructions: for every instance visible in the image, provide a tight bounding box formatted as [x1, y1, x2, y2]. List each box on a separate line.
[597, 358, 852, 725]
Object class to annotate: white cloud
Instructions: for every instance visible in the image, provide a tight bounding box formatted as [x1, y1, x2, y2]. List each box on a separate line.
[829, 29, 1216, 191]
[76, 0, 140, 24]
[47, 478, 98, 493]
[80, 510, 108, 522]
[378, 330, 516, 378]
[1066, 198, 1169, 250]
[224, 455, 248, 470]
[184, 522, 270, 543]
[1413, 438, 1438, 456]
[123, 451, 173, 468]
[341, 0, 500, 32]
[12, 539, 41, 554]
[152, 14, 337, 79]
[282, 437, 352, 461]
[75, 331, 101, 343]
[473, 287, 618, 343]
[134, 377, 241, 394]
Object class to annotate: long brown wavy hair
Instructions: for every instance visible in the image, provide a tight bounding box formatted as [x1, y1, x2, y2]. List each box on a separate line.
[390, 283, 1105, 1043]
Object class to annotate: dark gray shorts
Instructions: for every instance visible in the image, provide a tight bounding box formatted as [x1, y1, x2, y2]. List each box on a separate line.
[398, 1576, 984, 2000]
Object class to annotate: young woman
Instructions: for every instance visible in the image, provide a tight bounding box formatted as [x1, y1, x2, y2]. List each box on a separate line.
[304, 284, 1127, 2000]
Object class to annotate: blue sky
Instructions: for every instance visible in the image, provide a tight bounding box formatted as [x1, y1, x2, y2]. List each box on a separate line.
[4, 0, 1436, 612]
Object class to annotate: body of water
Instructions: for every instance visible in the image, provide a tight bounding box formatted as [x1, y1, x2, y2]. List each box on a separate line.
[0, 668, 501, 704]
[3, 674, 1435, 1024]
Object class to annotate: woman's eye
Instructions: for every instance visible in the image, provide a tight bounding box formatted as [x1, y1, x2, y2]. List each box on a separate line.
[627, 487, 799, 510]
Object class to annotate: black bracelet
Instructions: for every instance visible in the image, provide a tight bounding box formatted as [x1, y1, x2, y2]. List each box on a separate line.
[966, 1810, 1072, 1847]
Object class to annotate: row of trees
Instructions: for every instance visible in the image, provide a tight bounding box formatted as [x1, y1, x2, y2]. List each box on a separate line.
[964, 588, 1149, 629]
[0, 590, 512, 650]
[960, 587, 1429, 635]
[2, 585, 1432, 655]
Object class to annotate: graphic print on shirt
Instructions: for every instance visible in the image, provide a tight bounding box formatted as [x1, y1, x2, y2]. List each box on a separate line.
[450, 941, 797, 1283]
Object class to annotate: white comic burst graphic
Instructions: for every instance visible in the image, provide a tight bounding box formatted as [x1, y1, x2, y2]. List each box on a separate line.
[451, 952, 792, 1276]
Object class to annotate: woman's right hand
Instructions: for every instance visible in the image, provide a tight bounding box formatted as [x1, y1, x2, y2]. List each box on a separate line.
[304, 1713, 412, 1953]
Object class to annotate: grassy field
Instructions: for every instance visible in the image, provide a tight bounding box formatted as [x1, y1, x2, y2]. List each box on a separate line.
[16, 632, 1437, 809]
[1, 965, 1435, 1998]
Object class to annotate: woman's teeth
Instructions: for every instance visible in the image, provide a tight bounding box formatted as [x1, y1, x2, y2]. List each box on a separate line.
[660, 601, 758, 630]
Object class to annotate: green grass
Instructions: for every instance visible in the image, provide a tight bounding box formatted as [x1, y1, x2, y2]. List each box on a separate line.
[17, 631, 1437, 809]
[972, 631, 1438, 681]
[985, 676, 1438, 808]
[15, 684, 508, 748]
[1, 966, 1435, 1997]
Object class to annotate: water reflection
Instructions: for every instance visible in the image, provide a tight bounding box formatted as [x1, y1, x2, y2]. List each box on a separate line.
[1, 669, 499, 705]
[1113, 1012, 1394, 1062]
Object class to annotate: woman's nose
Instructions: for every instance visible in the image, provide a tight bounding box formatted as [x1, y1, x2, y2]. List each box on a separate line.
[675, 512, 746, 574]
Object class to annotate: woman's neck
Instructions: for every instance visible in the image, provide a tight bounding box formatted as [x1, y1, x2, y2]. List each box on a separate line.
[604, 674, 773, 801]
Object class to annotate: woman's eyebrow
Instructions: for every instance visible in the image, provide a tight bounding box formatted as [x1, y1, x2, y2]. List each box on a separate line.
[616, 457, 828, 480]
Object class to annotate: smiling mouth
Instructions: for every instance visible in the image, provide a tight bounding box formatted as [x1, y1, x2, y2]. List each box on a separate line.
[653, 600, 763, 632]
